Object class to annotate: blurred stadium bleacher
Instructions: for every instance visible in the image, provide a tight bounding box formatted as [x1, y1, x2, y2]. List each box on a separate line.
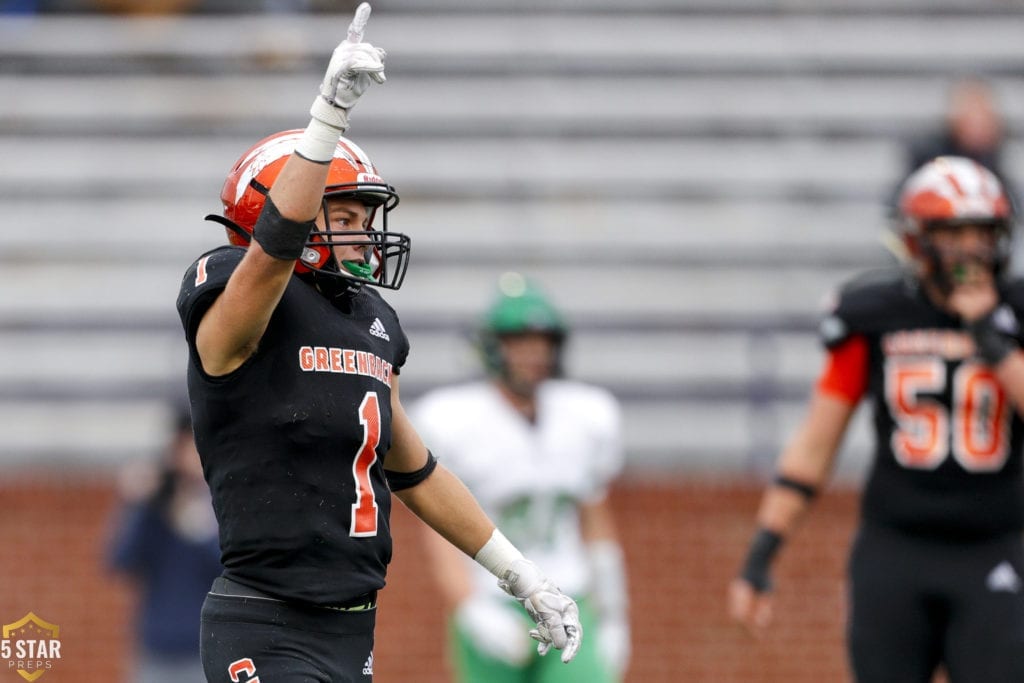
[4, 3, 1024, 683]
[2, 0, 1023, 479]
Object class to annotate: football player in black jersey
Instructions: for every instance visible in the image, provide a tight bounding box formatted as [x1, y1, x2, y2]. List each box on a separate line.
[729, 156, 1024, 682]
[175, 5, 581, 681]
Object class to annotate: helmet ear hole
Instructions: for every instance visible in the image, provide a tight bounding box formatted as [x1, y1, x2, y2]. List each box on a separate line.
[294, 243, 330, 274]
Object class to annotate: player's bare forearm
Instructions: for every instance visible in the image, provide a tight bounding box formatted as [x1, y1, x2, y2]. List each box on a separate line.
[194, 242, 294, 376]
[195, 57, 342, 376]
[386, 386, 496, 555]
[754, 486, 814, 537]
[195, 158, 332, 374]
[757, 390, 853, 533]
[729, 393, 852, 635]
[418, 515, 476, 610]
[267, 152, 333, 222]
[394, 464, 495, 558]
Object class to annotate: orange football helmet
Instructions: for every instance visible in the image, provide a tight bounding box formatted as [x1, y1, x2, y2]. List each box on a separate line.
[895, 155, 1013, 278]
[209, 129, 410, 290]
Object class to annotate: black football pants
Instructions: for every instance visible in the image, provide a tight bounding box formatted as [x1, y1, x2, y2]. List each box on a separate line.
[200, 582, 376, 682]
[848, 524, 1024, 683]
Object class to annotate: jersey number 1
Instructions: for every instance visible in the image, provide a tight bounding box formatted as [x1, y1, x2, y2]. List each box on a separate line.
[350, 392, 381, 537]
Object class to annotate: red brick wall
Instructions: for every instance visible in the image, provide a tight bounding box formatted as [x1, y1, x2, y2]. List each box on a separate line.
[0, 472, 912, 683]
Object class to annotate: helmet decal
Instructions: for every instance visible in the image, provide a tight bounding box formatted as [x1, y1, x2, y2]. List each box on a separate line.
[898, 156, 1012, 225]
[233, 133, 299, 204]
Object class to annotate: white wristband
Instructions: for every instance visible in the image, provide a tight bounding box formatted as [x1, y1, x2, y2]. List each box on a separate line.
[474, 529, 524, 579]
[293, 117, 343, 163]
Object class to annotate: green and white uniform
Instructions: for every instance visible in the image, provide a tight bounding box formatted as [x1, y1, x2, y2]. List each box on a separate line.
[411, 379, 624, 682]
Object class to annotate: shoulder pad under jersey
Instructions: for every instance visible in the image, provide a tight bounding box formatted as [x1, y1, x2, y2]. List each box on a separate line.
[819, 267, 908, 348]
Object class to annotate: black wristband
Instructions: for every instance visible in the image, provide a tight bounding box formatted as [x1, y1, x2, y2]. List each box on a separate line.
[384, 450, 438, 492]
[252, 195, 316, 261]
[739, 528, 783, 592]
[967, 308, 1019, 366]
[773, 475, 818, 500]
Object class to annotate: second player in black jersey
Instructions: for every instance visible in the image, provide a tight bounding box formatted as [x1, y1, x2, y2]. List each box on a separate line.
[730, 155, 1024, 683]
[823, 268, 1024, 541]
[177, 5, 583, 681]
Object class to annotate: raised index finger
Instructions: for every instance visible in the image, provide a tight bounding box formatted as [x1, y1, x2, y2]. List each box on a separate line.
[347, 2, 372, 43]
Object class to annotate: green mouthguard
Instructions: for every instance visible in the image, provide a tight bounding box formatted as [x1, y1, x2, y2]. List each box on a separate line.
[342, 260, 374, 280]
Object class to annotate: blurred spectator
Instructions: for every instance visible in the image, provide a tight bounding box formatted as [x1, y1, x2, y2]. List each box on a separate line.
[410, 272, 631, 683]
[893, 76, 1018, 211]
[107, 404, 221, 683]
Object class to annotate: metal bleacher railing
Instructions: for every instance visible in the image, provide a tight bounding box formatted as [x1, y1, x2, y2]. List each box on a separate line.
[1, 2, 1022, 477]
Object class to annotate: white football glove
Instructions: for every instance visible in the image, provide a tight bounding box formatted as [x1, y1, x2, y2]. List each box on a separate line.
[454, 595, 533, 666]
[498, 558, 583, 663]
[310, 2, 387, 133]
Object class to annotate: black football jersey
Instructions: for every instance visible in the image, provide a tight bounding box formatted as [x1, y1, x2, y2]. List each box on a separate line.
[821, 267, 1024, 539]
[176, 246, 410, 605]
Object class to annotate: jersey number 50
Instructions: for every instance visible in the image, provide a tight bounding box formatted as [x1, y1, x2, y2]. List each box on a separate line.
[885, 358, 1010, 472]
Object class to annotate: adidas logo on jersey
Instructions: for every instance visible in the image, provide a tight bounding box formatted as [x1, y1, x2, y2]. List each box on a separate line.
[986, 561, 1022, 593]
[362, 652, 374, 676]
[369, 318, 390, 341]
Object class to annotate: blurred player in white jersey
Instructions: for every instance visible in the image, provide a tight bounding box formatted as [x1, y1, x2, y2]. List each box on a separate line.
[411, 272, 630, 683]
